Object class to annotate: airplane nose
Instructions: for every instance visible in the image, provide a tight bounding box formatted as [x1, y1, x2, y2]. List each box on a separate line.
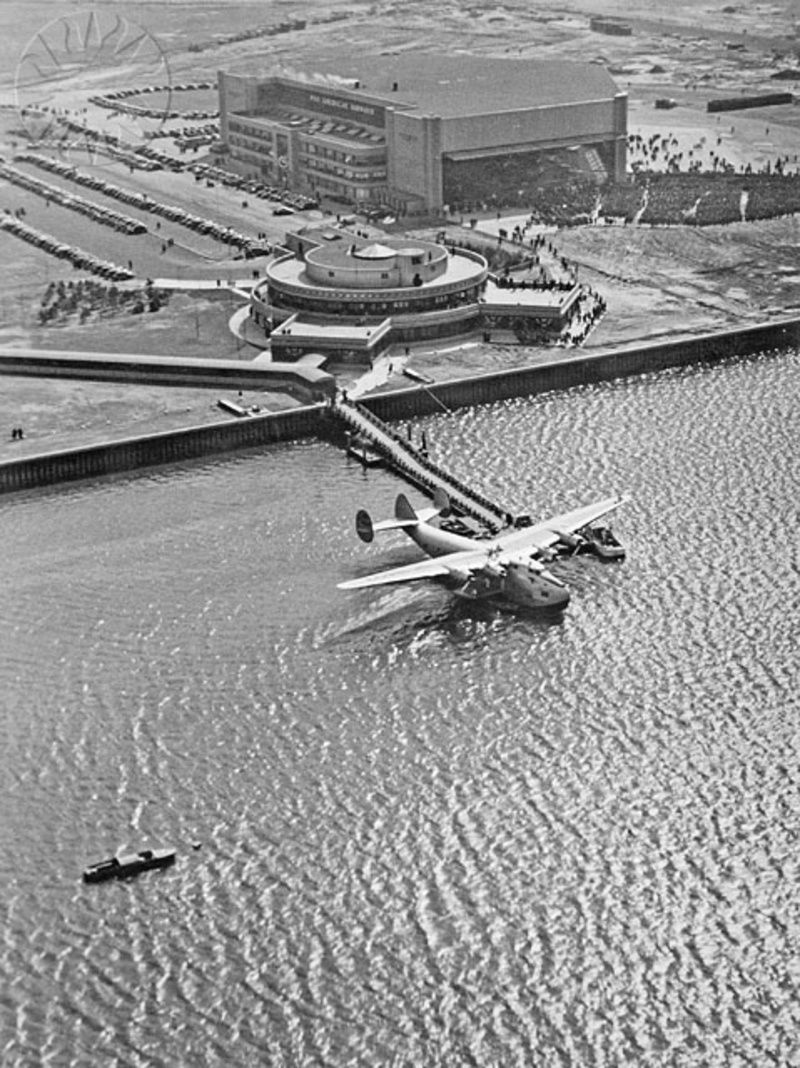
[542, 571, 570, 607]
[552, 585, 570, 607]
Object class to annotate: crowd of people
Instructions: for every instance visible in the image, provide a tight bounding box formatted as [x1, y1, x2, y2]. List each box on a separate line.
[336, 397, 506, 528]
[496, 274, 575, 293]
[464, 167, 800, 230]
[37, 279, 168, 326]
[443, 123, 800, 229]
[607, 172, 800, 226]
[559, 288, 606, 347]
[627, 128, 799, 180]
[743, 176, 800, 220]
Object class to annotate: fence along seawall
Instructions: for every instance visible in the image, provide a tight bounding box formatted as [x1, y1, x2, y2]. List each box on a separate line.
[1, 317, 798, 493]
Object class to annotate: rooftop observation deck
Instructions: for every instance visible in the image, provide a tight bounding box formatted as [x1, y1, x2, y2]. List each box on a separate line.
[264, 247, 487, 305]
[481, 279, 581, 318]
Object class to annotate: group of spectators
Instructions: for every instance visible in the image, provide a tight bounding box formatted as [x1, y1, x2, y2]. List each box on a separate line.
[599, 172, 800, 226]
[471, 169, 800, 230]
[496, 274, 575, 293]
[336, 398, 506, 530]
[454, 177, 600, 228]
[560, 289, 606, 347]
[627, 128, 800, 180]
[444, 122, 800, 230]
[37, 278, 168, 326]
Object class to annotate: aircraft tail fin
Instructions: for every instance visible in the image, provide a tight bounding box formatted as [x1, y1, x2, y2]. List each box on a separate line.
[356, 499, 418, 543]
[397, 491, 451, 524]
[356, 493, 449, 544]
[395, 493, 418, 522]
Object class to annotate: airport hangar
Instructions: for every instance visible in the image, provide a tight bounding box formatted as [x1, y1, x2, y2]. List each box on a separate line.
[218, 54, 627, 214]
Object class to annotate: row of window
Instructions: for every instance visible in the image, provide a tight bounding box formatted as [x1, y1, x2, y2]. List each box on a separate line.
[267, 288, 482, 314]
[228, 142, 387, 187]
[228, 121, 273, 143]
[229, 135, 274, 155]
[303, 159, 387, 183]
[299, 141, 384, 163]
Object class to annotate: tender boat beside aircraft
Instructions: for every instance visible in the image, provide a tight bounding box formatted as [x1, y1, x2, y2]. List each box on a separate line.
[579, 525, 625, 560]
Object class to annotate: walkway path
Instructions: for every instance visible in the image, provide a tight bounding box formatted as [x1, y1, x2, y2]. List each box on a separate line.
[331, 397, 511, 532]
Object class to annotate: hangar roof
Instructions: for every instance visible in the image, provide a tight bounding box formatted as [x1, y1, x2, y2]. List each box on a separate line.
[278, 54, 621, 119]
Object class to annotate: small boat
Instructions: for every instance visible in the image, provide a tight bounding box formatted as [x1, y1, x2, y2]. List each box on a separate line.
[82, 847, 176, 884]
[581, 525, 625, 560]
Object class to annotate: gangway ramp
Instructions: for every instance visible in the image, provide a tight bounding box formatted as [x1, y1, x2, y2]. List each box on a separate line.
[332, 398, 510, 533]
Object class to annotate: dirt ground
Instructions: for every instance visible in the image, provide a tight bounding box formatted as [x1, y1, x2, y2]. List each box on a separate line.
[1, 0, 799, 459]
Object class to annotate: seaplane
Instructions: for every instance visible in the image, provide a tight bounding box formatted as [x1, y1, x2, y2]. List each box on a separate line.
[338, 490, 628, 611]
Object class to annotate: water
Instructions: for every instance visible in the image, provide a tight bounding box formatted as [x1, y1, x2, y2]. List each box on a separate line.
[1, 350, 799, 1066]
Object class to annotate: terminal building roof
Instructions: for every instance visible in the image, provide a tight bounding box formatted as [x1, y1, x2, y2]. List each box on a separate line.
[273, 54, 620, 119]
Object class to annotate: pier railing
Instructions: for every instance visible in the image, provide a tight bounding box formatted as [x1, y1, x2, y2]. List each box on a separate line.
[332, 397, 510, 532]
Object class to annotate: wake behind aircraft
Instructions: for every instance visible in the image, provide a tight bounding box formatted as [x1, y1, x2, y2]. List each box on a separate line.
[338, 490, 628, 611]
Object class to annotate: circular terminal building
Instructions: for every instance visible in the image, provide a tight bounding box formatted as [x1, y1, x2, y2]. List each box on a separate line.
[251, 230, 489, 363]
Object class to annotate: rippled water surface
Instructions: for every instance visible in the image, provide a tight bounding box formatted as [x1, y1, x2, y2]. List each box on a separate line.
[1, 350, 799, 1067]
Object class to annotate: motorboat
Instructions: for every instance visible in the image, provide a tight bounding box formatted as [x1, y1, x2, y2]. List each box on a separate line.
[580, 525, 625, 560]
[83, 847, 176, 884]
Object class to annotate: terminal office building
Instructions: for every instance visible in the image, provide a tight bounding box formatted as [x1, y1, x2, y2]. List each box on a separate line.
[218, 54, 627, 213]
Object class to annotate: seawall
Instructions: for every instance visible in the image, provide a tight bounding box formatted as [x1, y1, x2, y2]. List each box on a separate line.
[357, 317, 800, 420]
[0, 348, 336, 403]
[0, 405, 326, 494]
[1, 317, 797, 494]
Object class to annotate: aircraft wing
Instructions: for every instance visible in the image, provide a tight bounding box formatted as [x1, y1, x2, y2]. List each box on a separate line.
[339, 496, 628, 591]
[338, 545, 497, 590]
[494, 495, 628, 554]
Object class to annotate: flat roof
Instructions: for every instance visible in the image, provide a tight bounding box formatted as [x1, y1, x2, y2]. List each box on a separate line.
[269, 248, 483, 289]
[482, 279, 578, 311]
[262, 55, 620, 120]
[274, 320, 376, 340]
